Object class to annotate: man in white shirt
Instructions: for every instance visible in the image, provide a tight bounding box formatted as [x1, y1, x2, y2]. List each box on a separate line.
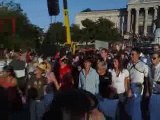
[127, 48, 150, 120]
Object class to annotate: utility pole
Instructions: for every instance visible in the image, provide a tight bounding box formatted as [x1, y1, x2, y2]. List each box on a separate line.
[63, 0, 71, 45]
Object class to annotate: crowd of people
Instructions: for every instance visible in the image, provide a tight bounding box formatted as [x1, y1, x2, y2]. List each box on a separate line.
[0, 44, 159, 120]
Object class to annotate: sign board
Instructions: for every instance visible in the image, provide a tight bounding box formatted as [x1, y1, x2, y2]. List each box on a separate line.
[124, 34, 130, 39]
[95, 40, 109, 49]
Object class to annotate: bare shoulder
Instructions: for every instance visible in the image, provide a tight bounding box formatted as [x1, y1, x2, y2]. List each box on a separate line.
[89, 108, 105, 120]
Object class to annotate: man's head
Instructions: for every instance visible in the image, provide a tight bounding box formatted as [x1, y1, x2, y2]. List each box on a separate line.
[43, 89, 98, 120]
[131, 48, 141, 63]
[153, 44, 160, 52]
[100, 48, 108, 60]
[151, 52, 160, 66]
[59, 57, 70, 68]
[34, 62, 48, 75]
[83, 57, 92, 70]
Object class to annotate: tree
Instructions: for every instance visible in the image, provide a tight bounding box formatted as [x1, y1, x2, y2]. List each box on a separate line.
[79, 18, 122, 44]
[81, 19, 97, 44]
[44, 22, 65, 45]
[70, 24, 82, 42]
[40, 22, 65, 56]
[0, 1, 43, 49]
[95, 17, 121, 42]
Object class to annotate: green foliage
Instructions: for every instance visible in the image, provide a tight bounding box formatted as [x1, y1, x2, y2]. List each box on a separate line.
[81, 19, 96, 43]
[70, 24, 82, 42]
[0, 1, 43, 49]
[44, 22, 65, 45]
[70, 18, 122, 44]
[95, 18, 121, 42]
[44, 15, 122, 46]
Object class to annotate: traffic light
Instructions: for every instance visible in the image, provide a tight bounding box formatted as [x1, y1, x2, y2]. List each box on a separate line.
[47, 0, 60, 16]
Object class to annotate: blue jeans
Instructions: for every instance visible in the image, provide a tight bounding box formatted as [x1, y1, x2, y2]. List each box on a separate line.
[131, 83, 142, 97]
[98, 97, 119, 120]
[149, 94, 160, 120]
[125, 83, 142, 120]
[30, 100, 45, 120]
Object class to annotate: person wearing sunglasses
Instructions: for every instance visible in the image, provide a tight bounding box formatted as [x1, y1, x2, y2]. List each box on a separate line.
[151, 52, 160, 89]
[153, 44, 160, 52]
[149, 52, 160, 120]
[127, 47, 150, 120]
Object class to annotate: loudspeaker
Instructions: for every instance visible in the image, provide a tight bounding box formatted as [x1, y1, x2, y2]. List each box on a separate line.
[47, 0, 60, 16]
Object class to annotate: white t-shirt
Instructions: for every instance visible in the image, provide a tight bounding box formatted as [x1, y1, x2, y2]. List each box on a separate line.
[6, 59, 12, 65]
[111, 69, 129, 94]
[127, 61, 149, 84]
[0, 60, 6, 72]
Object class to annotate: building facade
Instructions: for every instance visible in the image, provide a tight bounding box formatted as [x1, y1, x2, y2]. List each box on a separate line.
[128, 0, 160, 36]
[75, 9, 127, 36]
[75, 0, 160, 38]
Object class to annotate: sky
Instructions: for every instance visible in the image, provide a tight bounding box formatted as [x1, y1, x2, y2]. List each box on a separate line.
[14, 0, 128, 31]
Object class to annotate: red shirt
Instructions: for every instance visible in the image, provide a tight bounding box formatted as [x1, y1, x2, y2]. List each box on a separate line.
[59, 65, 73, 90]
[26, 52, 32, 63]
[0, 77, 15, 88]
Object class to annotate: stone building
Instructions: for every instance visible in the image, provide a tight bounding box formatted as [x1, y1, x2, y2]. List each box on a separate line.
[75, 8, 127, 36]
[127, 0, 160, 36]
[75, 0, 160, 38]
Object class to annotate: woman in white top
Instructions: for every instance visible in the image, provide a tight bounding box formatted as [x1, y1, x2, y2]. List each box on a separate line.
[111, 56, 131, 120]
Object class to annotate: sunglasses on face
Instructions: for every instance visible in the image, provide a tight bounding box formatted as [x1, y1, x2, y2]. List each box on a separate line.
[131, 53, 136, 56]
[154, 48, 159, 50]
[152, 57, 157, 60]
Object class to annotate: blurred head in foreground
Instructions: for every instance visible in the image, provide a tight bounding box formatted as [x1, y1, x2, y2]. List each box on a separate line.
[43, 89, 98, 120]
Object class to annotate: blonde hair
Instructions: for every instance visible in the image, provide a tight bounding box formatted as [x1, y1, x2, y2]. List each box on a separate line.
[97, 61, 107, 72]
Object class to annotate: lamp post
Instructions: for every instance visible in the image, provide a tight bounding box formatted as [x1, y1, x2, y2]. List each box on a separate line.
[63, 0, 71, 45]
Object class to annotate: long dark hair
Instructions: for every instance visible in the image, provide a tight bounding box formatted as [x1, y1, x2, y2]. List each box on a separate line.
[113, 56, 123, 73]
